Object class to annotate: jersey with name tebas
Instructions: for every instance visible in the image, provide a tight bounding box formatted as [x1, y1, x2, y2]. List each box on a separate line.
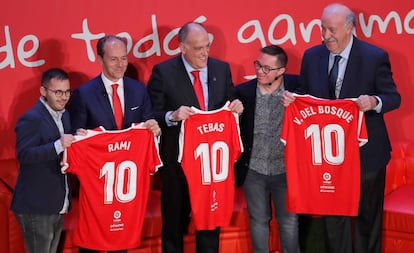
[178, 102, 243, 230]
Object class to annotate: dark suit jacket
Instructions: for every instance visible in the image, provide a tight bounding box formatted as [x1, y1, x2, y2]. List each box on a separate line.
[148, 55, 235, 166]
[11, 100, 71, 214]
[69, 75, 154, 131]
[234, 75, 300, 186]
[298, 36, 401, 172]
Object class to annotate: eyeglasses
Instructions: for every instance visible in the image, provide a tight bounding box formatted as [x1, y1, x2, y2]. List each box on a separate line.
[253, 60, 284, 74]
[43, 87, 72, 97]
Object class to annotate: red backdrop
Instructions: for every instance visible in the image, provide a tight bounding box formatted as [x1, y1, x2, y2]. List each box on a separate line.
[1, 0, 413, 159]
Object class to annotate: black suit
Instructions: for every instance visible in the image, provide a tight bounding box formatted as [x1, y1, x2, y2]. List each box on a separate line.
[234, 75, 299, 187]
[299, 36, 401, 253]
[148, 55, 236, 253]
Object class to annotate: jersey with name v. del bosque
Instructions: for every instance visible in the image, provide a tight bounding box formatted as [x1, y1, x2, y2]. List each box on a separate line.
[178, 102, 243, 230]
[281, 94, 367, 216]
[61, 123, 162, 251]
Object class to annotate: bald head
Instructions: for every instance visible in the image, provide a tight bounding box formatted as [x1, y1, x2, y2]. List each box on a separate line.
[322, 3, 356, 28]
[178, 22, 208, 43]
[321, 3, 356, 54]
[178, 22, 210, 69]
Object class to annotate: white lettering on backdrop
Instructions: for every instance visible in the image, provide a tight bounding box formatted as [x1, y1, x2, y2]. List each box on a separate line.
[0, 10, 413, 69]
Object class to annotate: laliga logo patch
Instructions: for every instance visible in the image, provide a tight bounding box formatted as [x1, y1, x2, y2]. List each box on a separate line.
[113, 210, 121, 219]
[323, 172, 331, 182]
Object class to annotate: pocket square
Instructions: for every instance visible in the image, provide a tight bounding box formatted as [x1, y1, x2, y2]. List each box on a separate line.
[130, 106, 140, 111]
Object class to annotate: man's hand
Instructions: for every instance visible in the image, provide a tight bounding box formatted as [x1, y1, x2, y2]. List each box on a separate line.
[229, 99, 244, 115]
[60, 134, 75, 148]
[144, 119, 161, 136]
[170, 106, 195, 122]
[356, 95, 378, 112]
[76, 128, 88, 136]
[281, 91, 295, 107]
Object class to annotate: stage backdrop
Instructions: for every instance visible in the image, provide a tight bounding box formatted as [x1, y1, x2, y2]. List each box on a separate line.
[1, 0, 413, 159]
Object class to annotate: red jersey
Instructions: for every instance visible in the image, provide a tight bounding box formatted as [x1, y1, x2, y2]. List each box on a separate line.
[281, 95, 367, 216]
[178, 102, 243, 230]
[61, 124, 162, 250]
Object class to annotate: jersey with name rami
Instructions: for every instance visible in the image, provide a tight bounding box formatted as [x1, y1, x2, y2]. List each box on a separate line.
[61, 124, 162, 250]
[281, 95, 367, 216]
[178, 102, 243, 230]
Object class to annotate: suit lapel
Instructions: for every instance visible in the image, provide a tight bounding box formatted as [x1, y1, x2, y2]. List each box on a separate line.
[339, 38, 361, 98]
[62, 112, 71, 134]
[176, 57, 200, 107]
[93, 79, 118, 129]
[37, 101, 62, 138]
[207, 61, 216, 110]
[123, 79, 133, 127]
[318, 48, 331, 97]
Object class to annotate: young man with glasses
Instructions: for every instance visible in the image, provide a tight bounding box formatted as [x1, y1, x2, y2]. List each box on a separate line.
[235, 45, 301, 253]
[11, 68, 75, 253]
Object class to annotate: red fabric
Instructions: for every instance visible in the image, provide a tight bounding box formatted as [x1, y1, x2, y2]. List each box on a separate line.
[281, 95, 367, 216]
[191, 70, 205, 110]
[0, 183, 25, 253]
[62, 125, 162, 250]
[178, 104, 243, 230]
[112, 84, 123, 129]
[383, 185, 414, 233]
[382, 141, 414, 253]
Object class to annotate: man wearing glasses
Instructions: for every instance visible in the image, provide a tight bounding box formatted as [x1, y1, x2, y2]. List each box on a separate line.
[235, 45, 301, 253]
[11, 68, 75, 253]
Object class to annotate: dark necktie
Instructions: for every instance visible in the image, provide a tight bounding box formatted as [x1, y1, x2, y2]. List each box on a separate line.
[329, 55, 342, 99]
[111, 84, 123, 129]
[191, 70, 206, 110]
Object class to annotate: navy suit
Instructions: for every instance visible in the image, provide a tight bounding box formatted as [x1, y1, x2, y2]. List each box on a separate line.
[11, 100, 71, 214]
[69, 75, 154, 131]
[234, 75, 299, 187]
[148, 55, 236, 253]
[68, 75, 154, 253]
[298, 37, 401, 253]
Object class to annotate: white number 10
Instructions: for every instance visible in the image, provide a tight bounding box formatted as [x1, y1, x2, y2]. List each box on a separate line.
[305, 124, 344, 165]
[100, 161, 137, 204]
[195, 141, 229, 184]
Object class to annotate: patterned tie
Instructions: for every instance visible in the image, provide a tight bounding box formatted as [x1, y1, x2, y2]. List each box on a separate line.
[191, 70, 206, 110]
[111, 84, 123, 129]
[329, 55, 342, 99]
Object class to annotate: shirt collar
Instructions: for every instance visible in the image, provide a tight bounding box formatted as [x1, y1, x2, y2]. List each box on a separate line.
[39, 97, 65, 120]
[101, 73, 124, 93]
[181, 54, 207, 74]
[332, 35, 353, 60]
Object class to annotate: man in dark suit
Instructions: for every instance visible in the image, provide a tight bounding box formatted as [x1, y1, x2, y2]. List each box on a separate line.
[283, 3, 401, 253]
[147, 22, 243, 253]
[68, 35, 160, 253]
[235, 45, 300, 253]
[11, 68, 75, 253]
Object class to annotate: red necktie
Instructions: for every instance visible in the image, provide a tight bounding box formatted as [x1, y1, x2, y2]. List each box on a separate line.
[111, 84, 123, 129]
[191, 70, 206, 110]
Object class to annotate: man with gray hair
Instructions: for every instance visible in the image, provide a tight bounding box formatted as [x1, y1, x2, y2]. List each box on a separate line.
[283, 3, 400, 253]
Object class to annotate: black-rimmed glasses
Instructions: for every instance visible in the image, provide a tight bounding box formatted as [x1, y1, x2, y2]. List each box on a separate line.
[43, 87, 72, 97]
[253, 60, 284, 74]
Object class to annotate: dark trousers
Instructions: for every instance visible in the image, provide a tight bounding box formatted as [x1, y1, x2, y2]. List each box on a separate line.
[15, 213, 64, 253]
[324, 167, 386, 253]
[160, 164, 220, 253]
